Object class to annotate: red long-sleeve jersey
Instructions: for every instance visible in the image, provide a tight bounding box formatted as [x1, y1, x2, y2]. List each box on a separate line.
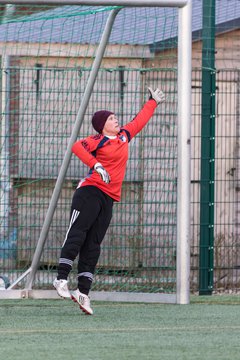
[72, 99, 157, 201]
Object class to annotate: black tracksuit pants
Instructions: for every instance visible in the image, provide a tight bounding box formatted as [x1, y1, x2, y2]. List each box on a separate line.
[57, 185, 113, 295]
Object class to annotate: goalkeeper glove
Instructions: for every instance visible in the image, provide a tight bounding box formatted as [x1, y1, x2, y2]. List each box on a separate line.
[148, 87, 165, 105]
[94, 163, 111, 184]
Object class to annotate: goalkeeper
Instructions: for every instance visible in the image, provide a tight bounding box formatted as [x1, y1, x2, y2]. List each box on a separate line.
[53, 87, 165, 314]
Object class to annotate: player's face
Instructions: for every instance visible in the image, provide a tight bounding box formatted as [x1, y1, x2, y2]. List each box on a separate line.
[102, 114, 120, 136]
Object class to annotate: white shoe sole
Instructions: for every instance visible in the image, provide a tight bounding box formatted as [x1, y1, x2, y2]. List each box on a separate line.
[57, 292, 71, 299]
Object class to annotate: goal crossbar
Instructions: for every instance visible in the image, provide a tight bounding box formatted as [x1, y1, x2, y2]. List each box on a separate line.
[0, 0, 188, 7]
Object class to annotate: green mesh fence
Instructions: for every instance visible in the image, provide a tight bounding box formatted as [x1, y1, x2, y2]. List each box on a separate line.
[191, 68, 240, 293]
[0, 5, 178, 293]
[190, 0, 240, 293]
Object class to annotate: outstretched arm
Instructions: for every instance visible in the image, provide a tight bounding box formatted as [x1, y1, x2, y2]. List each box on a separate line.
[122, 87, 165, 140]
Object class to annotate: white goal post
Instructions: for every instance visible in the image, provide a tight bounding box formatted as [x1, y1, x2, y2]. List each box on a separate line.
[0, 0, 192, 304]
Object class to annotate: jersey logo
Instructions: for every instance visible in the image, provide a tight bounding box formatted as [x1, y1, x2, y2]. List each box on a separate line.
[91, 134, 102, 140]
[119, 135, 127, 142]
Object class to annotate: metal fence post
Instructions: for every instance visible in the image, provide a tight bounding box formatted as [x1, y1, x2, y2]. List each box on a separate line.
[199, 0, 216, 295]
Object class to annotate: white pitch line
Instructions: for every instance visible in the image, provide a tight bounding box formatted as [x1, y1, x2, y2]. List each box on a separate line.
[1, 325, 240, 335]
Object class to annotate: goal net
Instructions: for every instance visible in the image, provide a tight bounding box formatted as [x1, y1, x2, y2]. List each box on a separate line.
[0, 2, 191, 303]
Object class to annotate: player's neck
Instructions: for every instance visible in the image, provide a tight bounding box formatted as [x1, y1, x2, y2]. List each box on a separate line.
[105, 135, 117, 139]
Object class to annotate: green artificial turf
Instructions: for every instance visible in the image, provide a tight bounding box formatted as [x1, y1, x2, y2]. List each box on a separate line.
[0, 295, 239, 360]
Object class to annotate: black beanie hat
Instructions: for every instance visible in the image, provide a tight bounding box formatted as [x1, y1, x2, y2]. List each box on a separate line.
[92, 110, 114, 134]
